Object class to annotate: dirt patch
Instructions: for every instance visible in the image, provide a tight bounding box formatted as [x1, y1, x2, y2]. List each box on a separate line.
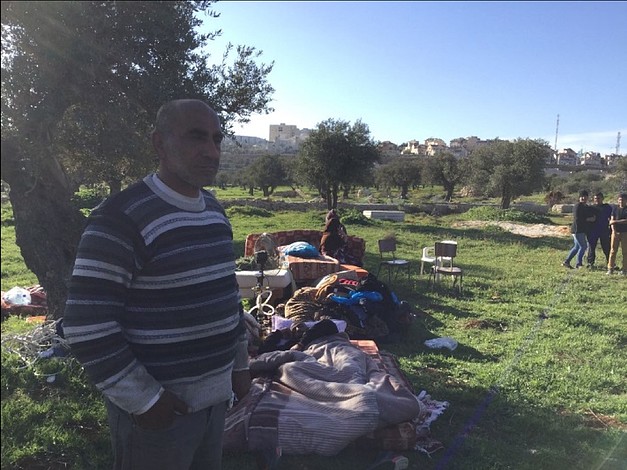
[452, 221, 570, 238]
[581, 409, 627, 430]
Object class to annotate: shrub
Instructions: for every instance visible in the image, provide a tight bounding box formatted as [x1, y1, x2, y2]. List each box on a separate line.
[460, 206, 552, 224]
[226, 206, 273, 218]
[338, 208, 371, 226]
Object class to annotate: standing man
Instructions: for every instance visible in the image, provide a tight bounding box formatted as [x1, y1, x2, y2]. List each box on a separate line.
[607, 192, 627, 275]
[586, 192, 612, 269]
[63, 99, 250, 470]
[563, 190, 595, 269]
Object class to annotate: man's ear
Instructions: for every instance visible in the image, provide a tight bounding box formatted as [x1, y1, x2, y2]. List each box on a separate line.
[152, 131, 164, 156]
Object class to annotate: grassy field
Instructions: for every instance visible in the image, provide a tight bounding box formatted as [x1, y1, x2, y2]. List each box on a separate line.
[1, 196, 626, 470]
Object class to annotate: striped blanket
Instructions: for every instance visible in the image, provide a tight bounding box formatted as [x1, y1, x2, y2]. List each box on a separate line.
[223, 333, 427, 456]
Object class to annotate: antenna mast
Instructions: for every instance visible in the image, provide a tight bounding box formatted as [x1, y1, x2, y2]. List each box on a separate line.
[554, 114, 559, 153]
[617, 131, 621, 155]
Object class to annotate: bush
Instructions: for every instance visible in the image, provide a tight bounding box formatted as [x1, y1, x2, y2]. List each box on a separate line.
[546, 171, 619, 200]
[338, 208, 371, 226]
[225, 206, 273, 218]
[460, 206, 552, 224]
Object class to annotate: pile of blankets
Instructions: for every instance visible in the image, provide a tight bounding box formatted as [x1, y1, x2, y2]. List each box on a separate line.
[276, 272, 414, 343]
[223, 332, 447, 457]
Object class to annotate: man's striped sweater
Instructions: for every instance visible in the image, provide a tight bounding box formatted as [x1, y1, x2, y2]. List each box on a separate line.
[63, 174, 248, 414]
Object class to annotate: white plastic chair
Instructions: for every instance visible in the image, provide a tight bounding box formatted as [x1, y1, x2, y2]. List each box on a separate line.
[421, 241, 456, 275]
[420, 246, 436, 275]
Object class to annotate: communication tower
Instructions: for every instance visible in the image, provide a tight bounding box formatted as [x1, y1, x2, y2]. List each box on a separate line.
[617, 131, 621, 155]
[554, 114, 560, 154]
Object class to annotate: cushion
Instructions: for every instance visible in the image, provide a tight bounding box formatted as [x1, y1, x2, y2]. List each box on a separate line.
[284, 254, 341, 283]
[282, 241, 320, 258]
[244, 231, 366, 267]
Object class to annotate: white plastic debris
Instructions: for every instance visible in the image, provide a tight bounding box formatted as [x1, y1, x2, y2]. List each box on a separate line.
[38, 348, 55, 359]
[2, 286, 31, 306]
[424, 337, 458, 351]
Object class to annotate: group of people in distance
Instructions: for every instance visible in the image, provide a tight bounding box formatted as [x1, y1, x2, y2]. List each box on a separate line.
[563, 190, 627, 275]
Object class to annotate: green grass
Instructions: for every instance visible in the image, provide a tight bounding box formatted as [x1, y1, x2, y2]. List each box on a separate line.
[1, 205, 38, 291]
[458, 206, 553, 224]
[2, 197, 626, 470]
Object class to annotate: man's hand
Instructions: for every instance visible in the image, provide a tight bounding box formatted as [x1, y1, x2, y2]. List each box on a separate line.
[133, 390, 190, 430]
[232, 369, 251, 401]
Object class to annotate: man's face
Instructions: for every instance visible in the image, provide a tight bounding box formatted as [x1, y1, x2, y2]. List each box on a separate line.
[593, 195, 603, 205]
[155, 102, 223, 196]
[619, 196, 625, 207]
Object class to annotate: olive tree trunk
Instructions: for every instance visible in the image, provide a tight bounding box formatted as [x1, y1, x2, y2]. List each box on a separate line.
[2, 139, 85, 319]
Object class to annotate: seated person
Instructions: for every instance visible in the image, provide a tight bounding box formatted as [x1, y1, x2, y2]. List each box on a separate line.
[320, 210, 351, 263]
[326, 209, 347, 233]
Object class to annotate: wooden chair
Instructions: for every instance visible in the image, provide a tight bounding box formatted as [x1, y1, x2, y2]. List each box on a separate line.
[428, 241, 463, 294]
[376, 238, 410, 284]
[421, 239, 457, 275]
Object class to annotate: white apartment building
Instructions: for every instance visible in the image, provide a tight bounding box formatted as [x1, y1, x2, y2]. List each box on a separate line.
[425, 138, 447, 156]
[403, 140, 422, 155]
[269, 123, 299, 142]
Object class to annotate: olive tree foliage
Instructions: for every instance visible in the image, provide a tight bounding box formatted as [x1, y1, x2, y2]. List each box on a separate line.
[467, 139, 551, 209]
[1, 1, 275, 317]
[214, 171, 231, 190]
[545, 165, 623, 200]
[243, 154, 289, 197]
[613, 156, 627, 192]
[295, 118, 380, 210]
[421, 152, 467, 202]
[54, 101, 156, 195]
[546, 171, 605, 196]
[374, 157, 422, 199]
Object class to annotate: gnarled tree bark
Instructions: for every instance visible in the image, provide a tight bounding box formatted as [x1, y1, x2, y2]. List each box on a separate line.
[2, 138, 85, 319]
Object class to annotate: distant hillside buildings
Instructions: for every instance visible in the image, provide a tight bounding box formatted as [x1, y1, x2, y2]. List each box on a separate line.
[396, 136, 496, 158]
[555, 148, 622, 168]
[224, 123, 624, 169]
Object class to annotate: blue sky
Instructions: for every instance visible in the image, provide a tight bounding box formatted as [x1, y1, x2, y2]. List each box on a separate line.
[202, 1, 626, 154]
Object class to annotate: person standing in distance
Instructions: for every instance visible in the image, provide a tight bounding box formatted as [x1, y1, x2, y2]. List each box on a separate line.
[586, 192, 612, 269]
[563, 190, 595, 269]
[63, 99, 251, 470]
[607, 192, 627, 275]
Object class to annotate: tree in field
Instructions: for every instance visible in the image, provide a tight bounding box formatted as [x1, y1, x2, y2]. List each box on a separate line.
[295, 119, 380, 210]
[1, 1, 275, 317]
[422, 152, 465, 202]
[214, 171, 230, 190]
[613, 156, 627, 192]
[467, 139, 551, 209]
[244, 154, 288, 197]
[374, 157, 422, 199]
